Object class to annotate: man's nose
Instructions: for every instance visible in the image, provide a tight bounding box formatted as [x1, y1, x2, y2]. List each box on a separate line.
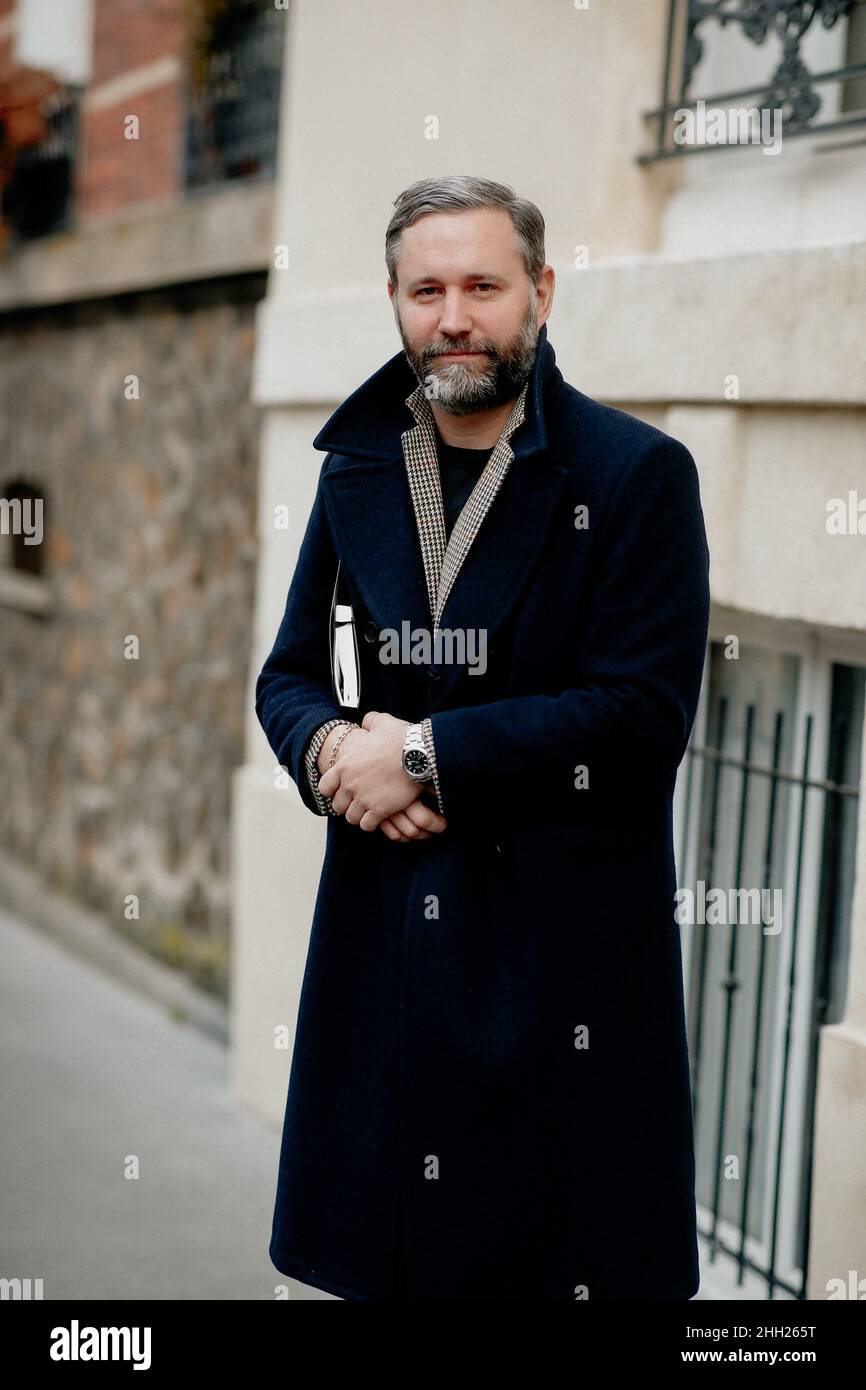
[436, 291, 473, 338]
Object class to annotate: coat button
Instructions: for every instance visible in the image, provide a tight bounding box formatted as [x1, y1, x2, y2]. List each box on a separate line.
[363, 620, 378, 644]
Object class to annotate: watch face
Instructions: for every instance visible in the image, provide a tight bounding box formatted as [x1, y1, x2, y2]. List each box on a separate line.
[403, 748, 430, 778]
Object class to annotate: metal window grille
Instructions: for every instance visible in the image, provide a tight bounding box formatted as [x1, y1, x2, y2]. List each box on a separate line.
[640, 0, 866, 161]
[1, 86, 81, 242]
[182, 0, 285, 192]
[677, 647, 864, 1298]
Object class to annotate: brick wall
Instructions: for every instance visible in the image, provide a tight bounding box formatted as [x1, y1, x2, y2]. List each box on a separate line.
[2, 0, 281, 226]
[90, 0, 185, 85]
[80, 77, 183, 217]
[80, 0, 187, 219]
[0, 0, 14, 68]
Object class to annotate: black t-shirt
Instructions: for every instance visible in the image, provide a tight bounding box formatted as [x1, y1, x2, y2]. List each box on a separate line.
[435, 436, 495, 542]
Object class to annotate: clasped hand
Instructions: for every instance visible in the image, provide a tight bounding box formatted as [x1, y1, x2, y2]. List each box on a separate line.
[317, 711, 447, 842]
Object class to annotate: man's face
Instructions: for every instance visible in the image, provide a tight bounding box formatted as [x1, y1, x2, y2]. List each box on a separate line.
[389, 206, 541, 416]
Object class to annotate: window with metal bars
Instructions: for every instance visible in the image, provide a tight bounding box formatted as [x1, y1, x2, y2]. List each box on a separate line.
[675, 637, 864, 1298]
[182, 0, 285, 193]
[640, 0, 866, 161]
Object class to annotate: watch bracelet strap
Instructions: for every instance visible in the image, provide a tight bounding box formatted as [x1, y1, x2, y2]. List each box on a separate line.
[306, 716, 442, 818]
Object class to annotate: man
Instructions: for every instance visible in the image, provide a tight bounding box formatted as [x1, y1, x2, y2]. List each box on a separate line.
[255, 175, 711, 1300]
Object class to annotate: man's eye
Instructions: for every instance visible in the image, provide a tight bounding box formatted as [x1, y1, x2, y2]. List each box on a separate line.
[416, 287, 440, 297]
[473, 284, 496, 292]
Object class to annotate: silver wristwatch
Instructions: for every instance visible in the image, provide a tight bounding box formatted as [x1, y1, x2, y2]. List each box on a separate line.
[401, 722, 432, 782]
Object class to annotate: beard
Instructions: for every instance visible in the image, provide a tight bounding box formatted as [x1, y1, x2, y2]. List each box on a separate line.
[394, 295, 539, 416]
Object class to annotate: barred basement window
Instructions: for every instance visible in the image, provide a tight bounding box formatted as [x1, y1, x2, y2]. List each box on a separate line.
[639, 0, 866, 161]
[674, 637, 865, 1299]
[0, 478, 52, 616]
[0, 480, 44, 577]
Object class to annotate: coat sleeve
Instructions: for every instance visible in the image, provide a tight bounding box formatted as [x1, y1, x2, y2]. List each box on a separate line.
[304, 717, 354, 816]
[424, 436, 710, 831]
[255, 457, 359, 817]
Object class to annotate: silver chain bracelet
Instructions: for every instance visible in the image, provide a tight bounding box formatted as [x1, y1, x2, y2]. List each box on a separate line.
[329, 722, 358, 768]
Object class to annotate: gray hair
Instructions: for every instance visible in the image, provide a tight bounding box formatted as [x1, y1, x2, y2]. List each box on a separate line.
[385, 175, 546, 288]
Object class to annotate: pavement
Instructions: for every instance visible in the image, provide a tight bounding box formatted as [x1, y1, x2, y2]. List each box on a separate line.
[1, 899, 728, 1303]
[0, 904, 334, 1300]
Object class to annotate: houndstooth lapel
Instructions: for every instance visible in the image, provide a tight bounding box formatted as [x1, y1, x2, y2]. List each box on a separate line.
[400, 380, 529, 632]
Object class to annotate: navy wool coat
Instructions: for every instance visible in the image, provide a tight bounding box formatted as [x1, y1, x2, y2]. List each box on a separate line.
[255, 323, 711, 1301]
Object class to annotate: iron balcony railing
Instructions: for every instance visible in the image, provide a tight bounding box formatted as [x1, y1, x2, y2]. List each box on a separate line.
[1, 87, 81, 242]
[640, 0, 866, 160]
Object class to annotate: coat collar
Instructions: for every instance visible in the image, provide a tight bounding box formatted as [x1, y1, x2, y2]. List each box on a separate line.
[315, 323, 567, 709]
[313, 321, 559, 463]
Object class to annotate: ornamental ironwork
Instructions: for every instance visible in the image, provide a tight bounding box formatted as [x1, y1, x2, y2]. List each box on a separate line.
[640, 0, 866, 159]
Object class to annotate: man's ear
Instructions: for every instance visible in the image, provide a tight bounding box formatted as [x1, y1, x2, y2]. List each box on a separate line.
[536, 265, 555, 330]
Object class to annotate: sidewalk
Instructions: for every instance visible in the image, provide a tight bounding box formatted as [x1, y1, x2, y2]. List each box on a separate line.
[0, 905, 333, 1300]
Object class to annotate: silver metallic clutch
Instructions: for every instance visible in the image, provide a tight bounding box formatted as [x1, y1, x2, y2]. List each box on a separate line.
[330, 557, 361, 709]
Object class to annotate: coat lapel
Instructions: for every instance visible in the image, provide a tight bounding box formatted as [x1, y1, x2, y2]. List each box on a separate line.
[400, 378, 529, 631]
[320, 457, 432, 645]
[316, 325, 568, 706]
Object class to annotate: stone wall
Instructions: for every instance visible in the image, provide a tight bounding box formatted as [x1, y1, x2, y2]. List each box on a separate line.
[0, 273, 266, 994]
